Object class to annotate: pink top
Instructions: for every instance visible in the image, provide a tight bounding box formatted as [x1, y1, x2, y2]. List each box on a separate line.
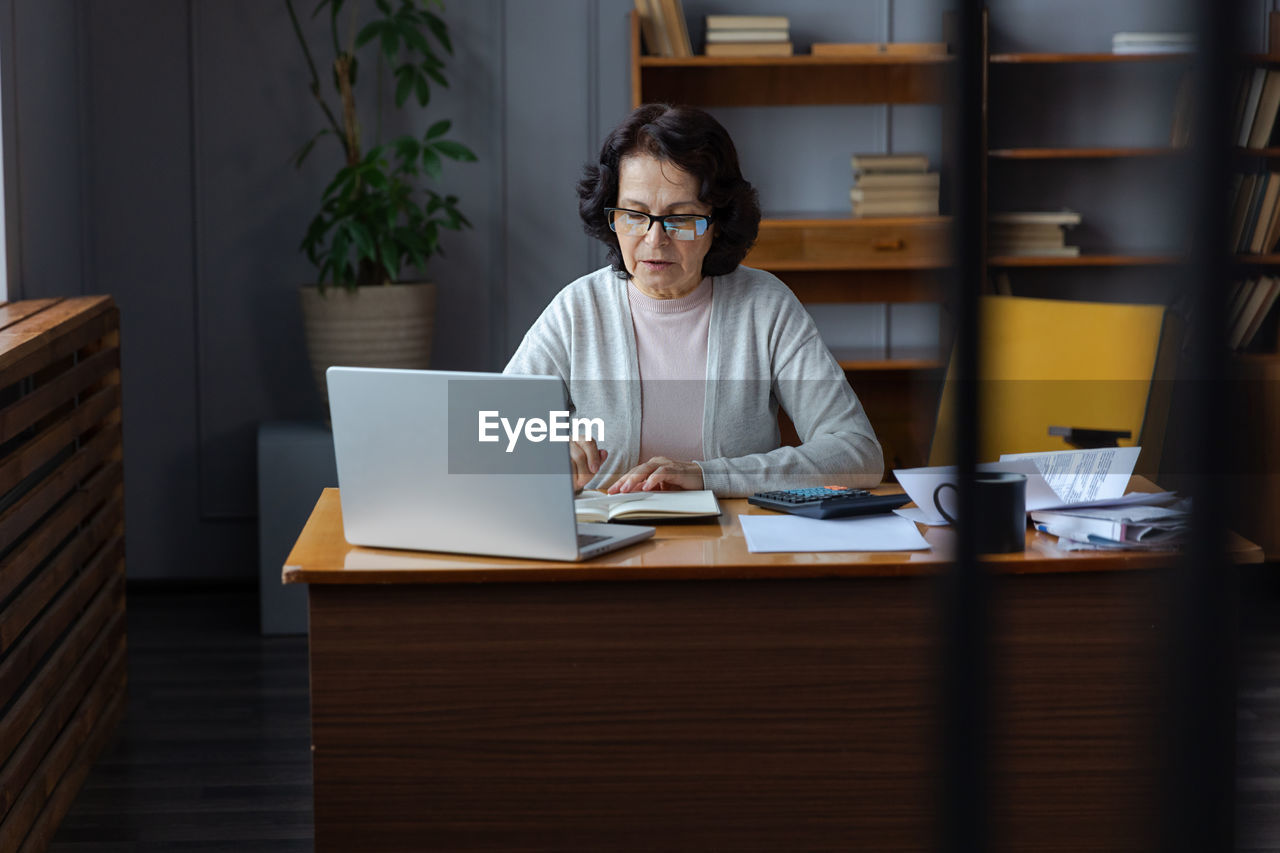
[627, 278, 713, 463]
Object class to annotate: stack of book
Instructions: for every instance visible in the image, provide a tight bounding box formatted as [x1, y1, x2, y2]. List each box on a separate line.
[633, 0, 691, 58]
[1031, 503, 1190, 550]
[849, 153, 939, 217]
[1228, 276, 1280, 351]
[988, 211, 1082, 257]
[1110, 32, 1195, 55]
[1234, 67, 1280, 149]
[1228, 172, 1280, 254]
[704, 14, 791, 57]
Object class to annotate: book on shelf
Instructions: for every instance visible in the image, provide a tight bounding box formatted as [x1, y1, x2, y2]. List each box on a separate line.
[1229, 174, 1258, 250]
[988, 222, 1067, 244]
[634, 0, 665, 56]
[706, 28, 790, 43]
[1238, 68, 1268, 147]
[852, 171, 940, 190]
[852, 198, 939, 217]
[705, 14, 788, 30]
[1240, 278, 1280, 350]
[989, 210, 1082, 227]
[1231, 276, 1280, 351]
[1233, 172, 1280, 255]
[1251, 173, 1280, 254]
[1110, 31, 1195, 55]
[1249, 70, 1280, 149]
[851, 152, 930, 173]
[703, 12, 787, 56]
[988, 245, 1082, 258]
[1245, 281, 1280, 350]
[704, 41, 793, 57]
[664, 0, 692, 57]
[851, 153, 938, 216]
[811, 42, 947, 57]
[850, 187, 939, 203]
[574, 489, 720, 523]
[989, 214, 1079, 256]
[636, 0, 691, 58]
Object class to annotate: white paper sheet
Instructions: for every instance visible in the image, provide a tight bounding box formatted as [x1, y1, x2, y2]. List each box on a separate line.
[893, 459, 1043, 525]
[894, 447, 1148, 524]
[740, 513, 931, 553]
[998, 446, 1141, 505]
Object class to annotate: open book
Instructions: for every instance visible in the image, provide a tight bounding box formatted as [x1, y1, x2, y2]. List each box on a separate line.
[574, 489, 720, 523]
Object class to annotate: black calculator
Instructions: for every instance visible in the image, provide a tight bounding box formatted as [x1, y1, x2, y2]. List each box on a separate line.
[748, 486, 910, 519]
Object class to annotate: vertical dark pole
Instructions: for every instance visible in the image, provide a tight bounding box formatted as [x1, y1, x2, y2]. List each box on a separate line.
[1166, 0, 1239, 850]
[941, 0, 986, 851]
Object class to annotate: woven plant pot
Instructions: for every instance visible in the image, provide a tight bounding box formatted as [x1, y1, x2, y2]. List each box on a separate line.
[299, 281, 436, 404]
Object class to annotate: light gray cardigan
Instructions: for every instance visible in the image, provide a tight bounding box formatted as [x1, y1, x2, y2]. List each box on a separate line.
[504, 264, 883, 497]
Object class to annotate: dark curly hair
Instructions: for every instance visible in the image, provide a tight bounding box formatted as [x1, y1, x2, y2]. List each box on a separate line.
[578, 104, 761, 279]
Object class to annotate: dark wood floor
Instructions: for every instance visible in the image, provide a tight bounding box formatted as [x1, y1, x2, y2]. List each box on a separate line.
[40, 574, 1280, 852]
[47, 587, 313, 852]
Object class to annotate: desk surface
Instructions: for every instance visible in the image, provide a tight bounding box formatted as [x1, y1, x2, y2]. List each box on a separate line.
[284, 482, 1262, 585]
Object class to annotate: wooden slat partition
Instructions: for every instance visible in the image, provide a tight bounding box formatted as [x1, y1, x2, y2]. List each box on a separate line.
[0, 297, 125, 853]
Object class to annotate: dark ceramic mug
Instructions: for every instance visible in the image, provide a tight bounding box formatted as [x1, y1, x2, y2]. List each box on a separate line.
[932, 471, 1028, 554]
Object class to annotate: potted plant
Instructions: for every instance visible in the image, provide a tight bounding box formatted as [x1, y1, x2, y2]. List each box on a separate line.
[286, 0, 476, 402]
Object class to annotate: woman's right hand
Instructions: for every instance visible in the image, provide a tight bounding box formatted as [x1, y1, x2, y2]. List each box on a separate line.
[569, 439, 608, 491]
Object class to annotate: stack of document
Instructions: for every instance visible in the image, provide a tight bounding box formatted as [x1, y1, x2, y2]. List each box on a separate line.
[1029, 503, 1189, 550]
[893, 447, 1187, 550]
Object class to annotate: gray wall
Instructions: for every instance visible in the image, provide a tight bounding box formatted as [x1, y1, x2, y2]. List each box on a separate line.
[0, 0, 1270, 579]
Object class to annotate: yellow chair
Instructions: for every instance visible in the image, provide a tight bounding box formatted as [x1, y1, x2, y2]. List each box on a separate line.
[928, 295, 1180, 475]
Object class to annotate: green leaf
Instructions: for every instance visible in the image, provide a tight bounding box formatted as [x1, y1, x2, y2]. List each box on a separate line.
[415, 73, 430, 107]
[347, 220, 376, 259]
[423, 10, 452, 54]
[394, 65, 415, 107]
[421, 146, 442, 179]
[433, 140, 476, 162]
[401, 25, 431, 56]
[425, 119, 450, 140]
[422, 65, 447, 89]
[381, 26, 399, 59]
[355, 20, 382, 48]
[393, 135, 421, 162]
[379, 239, 400, 281]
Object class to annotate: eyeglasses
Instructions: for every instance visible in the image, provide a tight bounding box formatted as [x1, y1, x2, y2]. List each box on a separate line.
[605, 207, 714, 241]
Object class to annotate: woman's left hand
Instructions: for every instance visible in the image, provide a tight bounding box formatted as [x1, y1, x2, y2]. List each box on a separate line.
[606, 457, 704, 493]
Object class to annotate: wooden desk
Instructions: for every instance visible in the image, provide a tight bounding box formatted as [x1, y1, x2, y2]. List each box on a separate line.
[286, 489, 1260, 852]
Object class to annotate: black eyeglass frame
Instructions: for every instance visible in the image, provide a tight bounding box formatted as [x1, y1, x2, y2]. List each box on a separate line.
[604, 207, 715, 239]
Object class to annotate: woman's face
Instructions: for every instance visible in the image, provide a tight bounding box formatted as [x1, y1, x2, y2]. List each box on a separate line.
[614, 154, 715, 300]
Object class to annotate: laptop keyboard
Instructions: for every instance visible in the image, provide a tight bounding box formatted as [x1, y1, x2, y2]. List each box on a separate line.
[577, 533, 610, 548]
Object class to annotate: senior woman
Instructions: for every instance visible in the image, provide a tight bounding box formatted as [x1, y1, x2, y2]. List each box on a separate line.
[504, 103, 883, 497]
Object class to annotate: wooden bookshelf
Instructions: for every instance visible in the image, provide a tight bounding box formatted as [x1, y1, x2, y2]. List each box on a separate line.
[830, 347, 945, 372]
[745, 215, 950, 272]
[634, 55, 952, 108]
[989, 147, 1185, 159]
[988, 254, 1182, 268]
[628, 8, 950, 465]
[989, 52, 1193, 64]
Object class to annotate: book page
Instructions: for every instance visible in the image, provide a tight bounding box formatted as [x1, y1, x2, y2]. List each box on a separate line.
[574, 490, 719, 521]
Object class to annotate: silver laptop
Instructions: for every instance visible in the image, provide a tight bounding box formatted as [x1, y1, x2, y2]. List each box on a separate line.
[326, 367, 655, 560]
